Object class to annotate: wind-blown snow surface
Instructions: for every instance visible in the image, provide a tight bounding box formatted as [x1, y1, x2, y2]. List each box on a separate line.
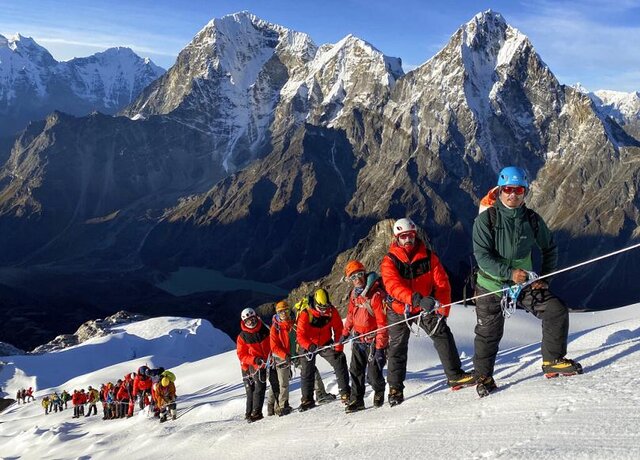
[1, 306, 640, 459]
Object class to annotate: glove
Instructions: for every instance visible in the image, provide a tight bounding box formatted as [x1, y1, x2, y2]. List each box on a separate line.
[418, 296, 440, 313]
[339, 334, 350, 345]
[530, 280, 548, 290]
[374, 348, 386, 371]
[511, 268, 528, 284]
[254, 357, 265, 368]
[307, 344, 318, 353]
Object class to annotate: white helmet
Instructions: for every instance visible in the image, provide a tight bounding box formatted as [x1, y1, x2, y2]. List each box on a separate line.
[393, 218, 417, 236]
[241, 308, 257, 321]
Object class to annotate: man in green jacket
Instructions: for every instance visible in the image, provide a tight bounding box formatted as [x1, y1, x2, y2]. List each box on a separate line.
[472, 166, 582, 397]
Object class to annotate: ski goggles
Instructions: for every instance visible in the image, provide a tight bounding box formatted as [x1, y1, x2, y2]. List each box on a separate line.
[501, 185, 526, 196]
[276, 309, 290, 319]
[348, 271, 366, 282]
[397, 231, 416, 242]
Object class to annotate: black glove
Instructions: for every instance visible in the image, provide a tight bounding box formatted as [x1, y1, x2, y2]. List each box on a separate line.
[307, 344, 318, 353]
[254, 357, 264, 368]
[374, 348, 386, 370]
[339, 334, 350, 345]
[415, 295, 440, 313]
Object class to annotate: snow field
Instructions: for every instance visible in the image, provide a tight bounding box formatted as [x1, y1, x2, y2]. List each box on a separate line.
[1, 305, 639, 459]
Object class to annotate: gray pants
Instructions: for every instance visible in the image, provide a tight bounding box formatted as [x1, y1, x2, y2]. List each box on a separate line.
[268, 363, 291, 411]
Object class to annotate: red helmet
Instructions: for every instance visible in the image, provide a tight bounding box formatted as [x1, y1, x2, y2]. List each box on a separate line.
[344, 260, 365, 278]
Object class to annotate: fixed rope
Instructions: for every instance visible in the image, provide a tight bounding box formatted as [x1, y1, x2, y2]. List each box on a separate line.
[290, 241, 640, 360]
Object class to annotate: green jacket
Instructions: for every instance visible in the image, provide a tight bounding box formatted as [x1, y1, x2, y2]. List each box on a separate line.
[473, 198, 558, 294]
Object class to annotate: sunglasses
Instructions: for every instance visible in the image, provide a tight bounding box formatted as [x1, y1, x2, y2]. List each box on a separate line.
[348, 271, 365, 281]
[502, 186, 526, 196]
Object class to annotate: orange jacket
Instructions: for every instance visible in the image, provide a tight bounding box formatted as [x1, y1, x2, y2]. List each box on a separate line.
[296, 306, 344, 352]
[380, 239, 452, 316]
[269, 315, 293, 361]
[236, 319, 271, 372]
[153, 381, 176, 407]
[344, 281, 389, 349]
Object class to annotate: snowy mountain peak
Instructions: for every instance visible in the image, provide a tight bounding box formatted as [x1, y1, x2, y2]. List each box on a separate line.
[590, 89, 640, 124]
[0, 35, 164, 135]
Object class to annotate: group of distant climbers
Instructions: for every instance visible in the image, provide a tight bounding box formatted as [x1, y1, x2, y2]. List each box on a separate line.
[37, 365, 177, 423]
[15, 387, 35, 404]
[236, 166, 583, 422]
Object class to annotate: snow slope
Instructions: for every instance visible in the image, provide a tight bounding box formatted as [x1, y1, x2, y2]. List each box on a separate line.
[1, 305, 639, 459]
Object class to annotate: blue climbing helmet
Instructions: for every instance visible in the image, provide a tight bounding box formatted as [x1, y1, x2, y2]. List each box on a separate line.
[497, 166, 528, 188]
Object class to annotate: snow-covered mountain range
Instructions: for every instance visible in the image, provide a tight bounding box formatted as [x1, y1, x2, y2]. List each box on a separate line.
[1, 305, 639, 458]
[0, 33, 164, 136]
[0, 11, 638, 352]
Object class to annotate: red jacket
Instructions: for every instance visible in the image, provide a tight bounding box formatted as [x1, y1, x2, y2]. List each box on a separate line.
[71, 392, 82, 405]
[296, 306, 344, 352]
[133, 374, 152, 396]
[344, 282, 389, 349]
[117, 379, 132, 400]
[236, 319, 271, 372]
[381, 239, 452, 316]
[270, 315, 293, 361]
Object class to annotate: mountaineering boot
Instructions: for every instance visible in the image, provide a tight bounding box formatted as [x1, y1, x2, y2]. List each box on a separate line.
[299, 399, 316, 412]
[542, 358, 583, 378]
[476, 375, 498, 398]
[249, 412, 264, 423]
[448, 372, 477, 391]
[345, 400, 366, 413]
[159, 413, 167, 423]
[340, 392, 351, 405]
[171, 408, 177, 420]
[373, 391, 385, 408]
[388, 387, 404, 407]
[317, 392, 337, 404]
[267, 403, 275, 416]
[277, 405, 292, 416]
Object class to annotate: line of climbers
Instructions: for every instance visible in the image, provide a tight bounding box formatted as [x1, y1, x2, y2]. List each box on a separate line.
[237, 165, 583, 422]
[14, 387, 35, 404]
[38, 365, 177, 423]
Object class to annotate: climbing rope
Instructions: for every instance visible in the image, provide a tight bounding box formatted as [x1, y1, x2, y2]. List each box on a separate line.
[289, 241, 640, 360]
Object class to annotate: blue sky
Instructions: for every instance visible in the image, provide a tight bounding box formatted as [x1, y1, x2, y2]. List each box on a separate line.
[1, 0, 639, 91]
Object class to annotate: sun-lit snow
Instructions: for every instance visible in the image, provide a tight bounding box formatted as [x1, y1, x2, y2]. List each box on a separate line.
[2, 303, 640, 459]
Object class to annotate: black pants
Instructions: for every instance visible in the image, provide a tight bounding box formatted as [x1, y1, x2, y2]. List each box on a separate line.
[138, 390, 150, 409]
[86, 403, 97, 416]
[242, 368, 268, 417]
[387, 309, 463, 390]
[473, 285, 569, 377]
[349, 341, 385, 403]
[300, 348, 350, 402]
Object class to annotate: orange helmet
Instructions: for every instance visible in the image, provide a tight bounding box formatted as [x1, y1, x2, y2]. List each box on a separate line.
[344, 260, 365, 278]
[275, 300, 289, 312]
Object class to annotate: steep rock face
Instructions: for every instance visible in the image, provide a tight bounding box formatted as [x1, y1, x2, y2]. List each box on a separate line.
[123, 12, 317, 172]
[0, 35, 164, 136]
[142, 11, 640, 308]
[141, 124, 372, 284]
